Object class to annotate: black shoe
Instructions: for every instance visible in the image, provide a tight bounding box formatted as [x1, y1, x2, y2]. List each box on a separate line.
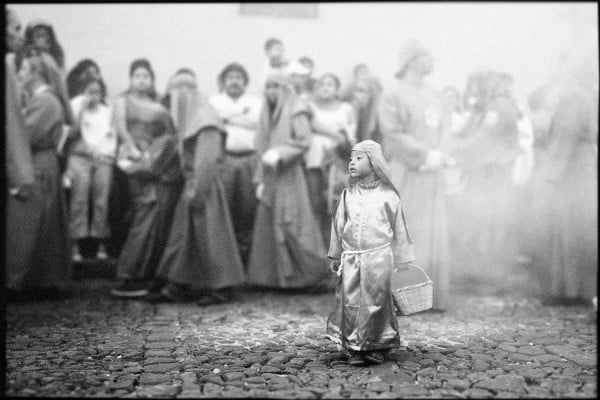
[111, 280, 149, 298]
[364, 351, 385, 364]
[348, 351, 367, 366]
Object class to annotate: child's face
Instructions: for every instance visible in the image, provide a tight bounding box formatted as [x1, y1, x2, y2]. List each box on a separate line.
[84, 81, 102, 107]
[349, 151, 372, 179]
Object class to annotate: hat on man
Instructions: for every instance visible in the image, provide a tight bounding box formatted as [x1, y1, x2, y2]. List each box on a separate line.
[395, 39, 430, 78]
[285, 59, 311, 76]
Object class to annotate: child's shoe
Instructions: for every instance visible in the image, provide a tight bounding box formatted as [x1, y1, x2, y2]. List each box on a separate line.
[348, 351, 366, 366]
[364, 351, 385, 364]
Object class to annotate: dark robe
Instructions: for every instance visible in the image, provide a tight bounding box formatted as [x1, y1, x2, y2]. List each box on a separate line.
[247, 87, 329, 289]
[115, 95, 183, 281]
[7, 85, 70, 290]
[156, 105, 245, 290]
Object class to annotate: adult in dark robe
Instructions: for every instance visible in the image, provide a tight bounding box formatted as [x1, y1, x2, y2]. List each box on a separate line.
[8, 47, 71, 295]
[378, 40, 454, 310]
[150, 68, 245, 303]
[5, 9, 38, 299]
[110, 59, 183, 298]
[247, 72, 329, 289]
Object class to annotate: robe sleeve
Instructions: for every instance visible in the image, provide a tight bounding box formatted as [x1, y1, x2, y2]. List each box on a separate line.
[273, 110, 312, 164]
[23, 92, 63, 150]
[193, 127, 224, 197]
[327, 188, 347, 261]
[542, 91, 591, 182]
[387, 194, 415, 264]
[378, 90, 430, 169]
[5, 55, 35, 188]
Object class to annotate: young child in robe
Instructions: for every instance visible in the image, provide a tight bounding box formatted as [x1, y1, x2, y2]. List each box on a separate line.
[326, 140, 415, 366]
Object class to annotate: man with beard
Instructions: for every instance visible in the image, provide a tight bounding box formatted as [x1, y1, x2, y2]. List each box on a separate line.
[209, 63, 262, 264]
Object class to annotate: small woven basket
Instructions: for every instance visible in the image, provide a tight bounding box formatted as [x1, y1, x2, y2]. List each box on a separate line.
[391, 264, 433, 315]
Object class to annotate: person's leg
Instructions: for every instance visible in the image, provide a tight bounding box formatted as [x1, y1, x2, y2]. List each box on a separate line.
[90, 159, 113, 259]
[67, 155, 92, 261]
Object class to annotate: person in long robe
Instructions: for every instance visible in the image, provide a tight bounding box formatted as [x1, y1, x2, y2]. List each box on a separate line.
[247, 72, 329, 290]
[5, 9, 40, 300]
[525, 56, 598, 305]
[149, 68, 245, 304]
[326, 140, 414, 366]
[110, 59, 183, 298]
[378, 40, 454, 310]
[447, 70, 521, 291]
[7, 46, 71, 297]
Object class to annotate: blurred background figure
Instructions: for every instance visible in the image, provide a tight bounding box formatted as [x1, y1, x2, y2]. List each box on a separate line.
[340, 62, 370, 102]
[10, 46, 72, 299]
[23, 18, 65, 71]
[5, 8, 38, 302]
[150, 68, 245, 304]
[110, 59, 182, 299]
[351, 74, 383, 144]
[306, 73, 357, 240]
[63, 75, 116, 262]
[378, 40, 454, 311]
[286, 59, 313, 100]
[247, 73, 329, 290]
[209, 62, 262, 264]
[298, 55, 317, 93]
[261, 37, 288, 87]
[522, 48, 598, 306]
[447, 70, 522, 293]
[66, 58, 101, 99]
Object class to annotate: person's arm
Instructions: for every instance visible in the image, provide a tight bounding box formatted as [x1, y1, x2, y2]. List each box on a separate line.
[23, 92, 63, 149]
[542, 91, 590, 182]
[378, 90, 430, 169]
[387, 196, 415, 266]
[188, 127, 224, 206]
[343, 103, 358, 144]
[270, 110, 312, 165]
[112, 96, 139, 154]
[327, 188, 346, 273]
[227, 99, 262, 130]
[5, 55, 35, 196]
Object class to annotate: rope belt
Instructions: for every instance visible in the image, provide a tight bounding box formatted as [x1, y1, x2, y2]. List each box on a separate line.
[337, 242, 391, 276]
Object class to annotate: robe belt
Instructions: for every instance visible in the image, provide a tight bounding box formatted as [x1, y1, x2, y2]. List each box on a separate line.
[337, 242, 391, 276]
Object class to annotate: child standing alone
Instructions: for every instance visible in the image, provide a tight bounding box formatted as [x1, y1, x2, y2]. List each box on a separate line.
[326, 140, 415, 366]
[63, 75, 116, 261]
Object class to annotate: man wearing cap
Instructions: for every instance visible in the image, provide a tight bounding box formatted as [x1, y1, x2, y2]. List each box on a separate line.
[209, 62, 262, 264]
[378, 40, 454, 311]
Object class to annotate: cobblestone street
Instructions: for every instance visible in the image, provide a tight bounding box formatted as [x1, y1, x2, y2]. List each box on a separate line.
[4, 278, 597, 398]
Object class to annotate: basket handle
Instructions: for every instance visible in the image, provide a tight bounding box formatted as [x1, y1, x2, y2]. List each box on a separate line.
[409, 264, 433, 283]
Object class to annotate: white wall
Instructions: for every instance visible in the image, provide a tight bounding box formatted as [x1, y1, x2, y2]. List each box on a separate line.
[9, 3, 597, 103]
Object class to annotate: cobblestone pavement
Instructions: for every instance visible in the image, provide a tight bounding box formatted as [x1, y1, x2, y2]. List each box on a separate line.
[4, 279, 597, 398]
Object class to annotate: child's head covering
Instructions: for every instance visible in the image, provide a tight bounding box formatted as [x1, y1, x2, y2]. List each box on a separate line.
[351, 140, 399, 195]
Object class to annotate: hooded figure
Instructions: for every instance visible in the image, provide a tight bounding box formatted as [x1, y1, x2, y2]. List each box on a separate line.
[246, 72, 329, 289]
[152, 69, 245, 303]
[7, 47, 72, 293]
[326, 140, 414, 360]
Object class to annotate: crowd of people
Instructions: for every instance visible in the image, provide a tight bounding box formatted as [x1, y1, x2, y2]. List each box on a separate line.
[5, 9, 598, 311]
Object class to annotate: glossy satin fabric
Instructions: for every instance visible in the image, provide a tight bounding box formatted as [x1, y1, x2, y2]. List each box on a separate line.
[326, 182, 414, 351]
